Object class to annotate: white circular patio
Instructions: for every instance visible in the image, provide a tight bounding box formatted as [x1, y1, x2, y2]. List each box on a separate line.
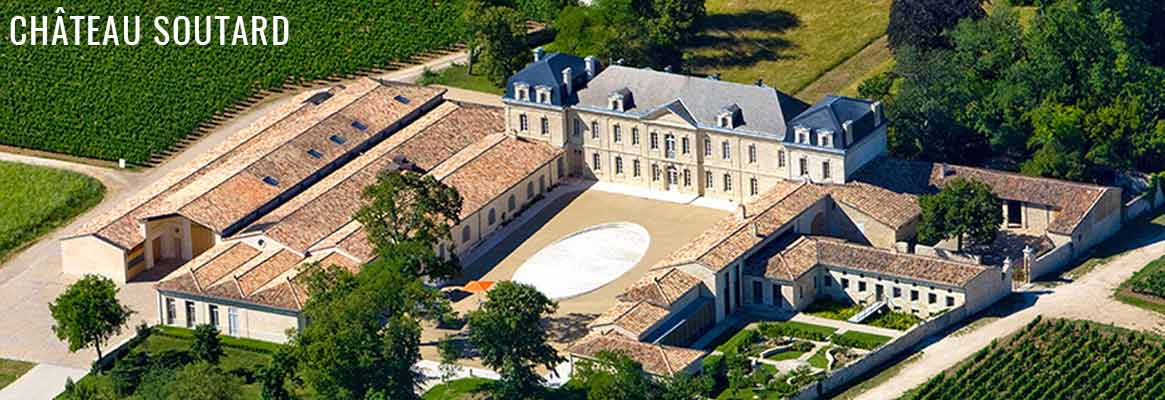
[511, 222, 650, 300]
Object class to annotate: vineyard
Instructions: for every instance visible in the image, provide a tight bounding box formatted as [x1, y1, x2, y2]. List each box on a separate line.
[0, 161, 104, 261]
[0, 1, 469, 165]
[1128, 255, 1165, 298]
[910, 317, 1165, 399]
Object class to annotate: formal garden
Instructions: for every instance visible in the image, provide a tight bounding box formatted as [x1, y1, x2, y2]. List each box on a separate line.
[0, 161, 104, 264]
[804, 299, 924, 331]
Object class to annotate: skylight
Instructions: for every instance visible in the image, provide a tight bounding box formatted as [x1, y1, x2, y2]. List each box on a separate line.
[394, 95, 410, 104]
[262, 176, 280, 186]
[307, 149, 323, 159]
[329, 134, 347, 145]
[351, 120, 367, 131]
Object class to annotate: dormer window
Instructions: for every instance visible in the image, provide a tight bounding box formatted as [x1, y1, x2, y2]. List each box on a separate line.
[609, 96, 623, 111]
[608, 88, 632, 111]
[819, 131, 833, 148]
[795, 126, 811, 144]
[534, 86, 552, 104]
[514, 82, 531, 101]
[719, 105, 741, 129]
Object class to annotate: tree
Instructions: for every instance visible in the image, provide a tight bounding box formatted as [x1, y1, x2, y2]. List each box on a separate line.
[887, 0, 987, 51]
[190, 324, 224, 364]
[917, 177, 1002, 251]
[49, 275, 134, 362]
[258, 347, 295, 400]
[475, 5, 531, 85]
[166, 362, 244, 400]
[466, 281, 564, 399]
[437, 335, 463, 383]
[573, 350, 654, 400]
[354, 170, 463, 280]
[551, 0, 704, 70]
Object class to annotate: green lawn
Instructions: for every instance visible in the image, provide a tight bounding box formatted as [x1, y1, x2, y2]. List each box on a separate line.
[0, 161, 104, 263]
[0, 359, 35, 390]
[418, 64, 504, 95]
[423, 377, 493, 400]
[833, 331, 891, 350]
[765, 349, 804, 361]
[687, 0, 891, 95]
[807, 346, 831, 369]
[805, 300, 862, 321]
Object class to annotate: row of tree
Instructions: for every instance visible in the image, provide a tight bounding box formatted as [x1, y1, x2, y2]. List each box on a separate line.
[875, 0, 1165, 183]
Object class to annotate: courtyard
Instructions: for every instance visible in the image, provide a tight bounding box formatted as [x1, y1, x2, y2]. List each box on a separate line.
[421, 185, 729, 361]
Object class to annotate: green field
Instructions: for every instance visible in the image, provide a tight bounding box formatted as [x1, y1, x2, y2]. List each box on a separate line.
[687, 0, 891, 95]
[418, 64, 504, 95]
[1, 1, 467, 165]
[0, 359, 35, 390]
[0, 161, 104, 262]
[908, 318, 1165, 399]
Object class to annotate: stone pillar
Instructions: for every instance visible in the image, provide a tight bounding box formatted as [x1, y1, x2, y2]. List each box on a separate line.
[1022, 245, 1035, 283]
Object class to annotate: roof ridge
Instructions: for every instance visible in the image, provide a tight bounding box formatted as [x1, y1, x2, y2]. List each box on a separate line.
[690, 181, 808, 265]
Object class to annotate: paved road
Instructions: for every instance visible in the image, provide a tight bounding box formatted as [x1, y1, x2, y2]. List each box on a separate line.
[853, 232, 1165, 400]
[0, 364, 87, 400]
[0, 51, 470, 375]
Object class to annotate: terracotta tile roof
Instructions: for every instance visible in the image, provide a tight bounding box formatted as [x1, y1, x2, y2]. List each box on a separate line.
[759, 236, 821, 281]
[855, 157, 1113, 234]
[190, 242, 262, 289]
[567, 331, 707, 375]
[70, 84, 347, 249]
[171, 83, 446, 234]
[826, 182, 920, 229]
[441, 136, 563, 219]
[589, 300, 671, 337]
[236, 250, 302, 296]
[618, 268, 701, 307]
[753, 236, 990, 286]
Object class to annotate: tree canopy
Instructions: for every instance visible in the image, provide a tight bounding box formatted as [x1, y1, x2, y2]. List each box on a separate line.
[49, 274, 134, 361]
[354, 170, 464, 280]
[464, 1, 532, 85]
[466, 281, 563, 399]
[887, 0, 987, 51]
[917, 177, 1002, 250]
[190, 324, 224, 365]
[550, 0, 704, 70]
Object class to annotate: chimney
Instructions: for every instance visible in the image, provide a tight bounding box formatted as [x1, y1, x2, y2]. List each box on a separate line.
[562, 67, 573, 96]
[533, 47, 544, 62]
[751, 222, 761, 238]
[737, 204, 748, 220]
[584, 56, 598, 79]
[842, 120, 854, 145]
[871, 101, 883, 126]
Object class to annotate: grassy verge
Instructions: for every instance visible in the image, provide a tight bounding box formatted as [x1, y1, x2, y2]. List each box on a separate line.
[0, 359, 35, 390]
[688, 0, 891, 94]
[796, 36, 891, 102]
[0, 161, 105, 264]
[417, 64, 504, 95]
[839, 58, 894, 97]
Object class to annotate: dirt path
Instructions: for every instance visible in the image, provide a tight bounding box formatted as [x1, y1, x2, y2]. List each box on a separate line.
[796, 36, 890, 103]
[852, 232, 1165, 400]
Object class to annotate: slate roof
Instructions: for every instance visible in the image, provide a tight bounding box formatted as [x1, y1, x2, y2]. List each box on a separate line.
[786, 95, 882, 149]
[855, 158, 1114, 235]
[575, 65, 809, 138]
[504, 52, 588, 106]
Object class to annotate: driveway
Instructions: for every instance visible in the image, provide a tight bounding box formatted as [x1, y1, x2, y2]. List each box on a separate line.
[0, 51, 472, 370]
[851, 230, 1165, 400]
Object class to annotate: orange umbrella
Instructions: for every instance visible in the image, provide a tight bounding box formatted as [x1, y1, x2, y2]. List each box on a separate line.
[463, 280, 495, 293]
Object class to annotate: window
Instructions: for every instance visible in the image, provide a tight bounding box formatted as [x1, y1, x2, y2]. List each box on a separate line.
[821, 133, 832, 147]
[462, 226, 471, 243]
[1007, 201, 1023, 225]
[911, 290, 919, 301]
[859, 281, 867, 292]
[748, 144, 757, 163]
[682, 137, 690, 154]
[329, 134, 347, 145]
[825, 277, 832, 287]
[526, 181, 534, 199]
[351, 120, 368, 131]
[508, 195, 517, 211]
[772, 284, 781, 306]
[652, 164, 660, 181]
[185, 301, 196, 328]
[704, 138, 712, 156]
[262, 176, 279, 187]
[723, 174, 732, 192]
[664, 134, 676, 158]
[539, 176, 545, 192]
[209, 304, 219, 327]
[633, 160, 641, 177]
[893, 287, 902, 298]
[752, 281, 763, 304]
[227, 307, 238, 335]
[165, 298, 175, 325]
[799, 158, 808, 176]
[519, 114, 529, 132]
[706, 172, 714, 188]
[750, 178, 758, 196]
[592, 153, 601, 170]
[307, 149, 323, 159]
[666, 167, 677, 186]
[488, 209, 497, 225]
[946, 296, 955, 307]
[841, 278, 849, 289]
[573, 118, 581, 136]
[613, 124, 622, 143]
[928, 293, 937, 304]
[538, 91, 550, 104]
[650, 132, 659, 149]
[722, 141, 731, 159]
[683, 169, 691, 186]
[540, 117, 549, 135]
[632, 128, 640, 145]
[823, 161, 831, 179]
[557, 158, 564, 178]
[615, 156, 624, 174]
[778, 150, 786, 167]
[591, 121, 599, 139]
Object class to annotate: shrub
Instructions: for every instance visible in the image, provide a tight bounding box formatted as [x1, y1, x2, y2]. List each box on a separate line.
[833, 331, 892, 350]
[109, 352, 151, 396]
[758, 321, 837, 342]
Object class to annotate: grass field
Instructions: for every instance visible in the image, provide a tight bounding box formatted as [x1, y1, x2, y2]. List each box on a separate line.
[687, 0, 891, 95]
[0, 161, 104, 263]
[2, 1, 466, 165]
[906, 318, 1165, 399]
[0, 359, 35, 390]
[418, 64, 505, 95]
